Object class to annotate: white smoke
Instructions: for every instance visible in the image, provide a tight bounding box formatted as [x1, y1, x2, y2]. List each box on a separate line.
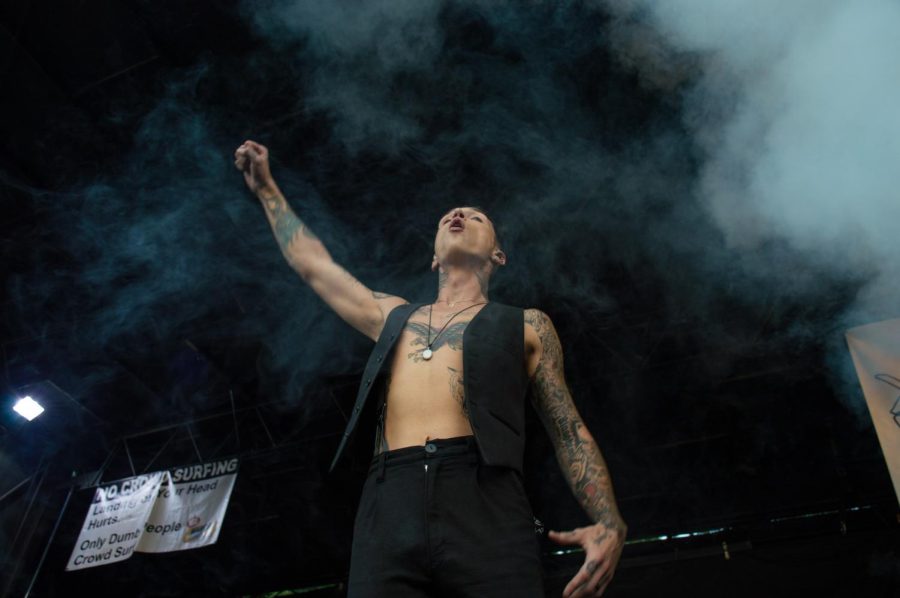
[249, 0, 445, 153]
[609, 0, 900, 323]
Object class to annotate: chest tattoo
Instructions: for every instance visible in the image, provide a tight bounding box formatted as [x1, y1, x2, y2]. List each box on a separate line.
[447, 366, 468, 415]
[404, 321, 468, 362]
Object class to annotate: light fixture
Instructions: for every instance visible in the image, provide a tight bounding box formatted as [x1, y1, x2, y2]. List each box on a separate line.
[13, 396, 45, 421]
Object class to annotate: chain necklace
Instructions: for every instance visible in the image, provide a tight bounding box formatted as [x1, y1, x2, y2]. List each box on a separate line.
[422, 301, 487, 361]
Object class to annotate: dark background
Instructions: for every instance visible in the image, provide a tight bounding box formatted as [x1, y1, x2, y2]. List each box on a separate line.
[1, 1, 897, 596]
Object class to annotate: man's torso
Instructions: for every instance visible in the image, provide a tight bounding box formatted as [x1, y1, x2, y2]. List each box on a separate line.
[376, 303, 539, 453]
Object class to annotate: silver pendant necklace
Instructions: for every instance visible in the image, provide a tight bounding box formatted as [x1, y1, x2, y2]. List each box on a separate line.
[422, 301, 487, 360]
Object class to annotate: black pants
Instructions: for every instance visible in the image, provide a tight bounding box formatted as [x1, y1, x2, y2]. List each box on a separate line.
[348, 436, 544, 597]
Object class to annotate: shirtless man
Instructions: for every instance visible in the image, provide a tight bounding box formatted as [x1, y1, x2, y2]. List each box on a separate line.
[235, 140, 626, 597]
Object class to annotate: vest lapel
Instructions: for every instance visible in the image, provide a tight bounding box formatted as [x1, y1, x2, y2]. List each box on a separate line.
[329, 302, 423, 472]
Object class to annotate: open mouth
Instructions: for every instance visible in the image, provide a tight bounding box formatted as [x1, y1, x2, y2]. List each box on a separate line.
[449, 218, 465, 232]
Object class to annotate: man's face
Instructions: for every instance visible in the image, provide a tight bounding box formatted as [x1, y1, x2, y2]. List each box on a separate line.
[432, 207, 502, 270]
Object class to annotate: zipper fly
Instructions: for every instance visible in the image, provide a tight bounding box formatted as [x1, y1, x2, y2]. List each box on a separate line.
[423, 459, 431, 559]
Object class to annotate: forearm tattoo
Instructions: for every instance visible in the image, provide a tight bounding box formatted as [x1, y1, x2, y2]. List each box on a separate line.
[262, 192, 318, 257]
[525, 309, 622, 531]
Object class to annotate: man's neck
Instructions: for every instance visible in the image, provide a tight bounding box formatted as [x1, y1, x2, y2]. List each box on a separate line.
[434, 265, 490, 307]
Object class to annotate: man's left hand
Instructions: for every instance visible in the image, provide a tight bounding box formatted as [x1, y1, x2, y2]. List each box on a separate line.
[548, 521, 626, 597]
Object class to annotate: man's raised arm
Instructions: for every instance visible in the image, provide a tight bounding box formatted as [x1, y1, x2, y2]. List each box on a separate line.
[524, 309, 627, 598]
[235, 140, 407, 341]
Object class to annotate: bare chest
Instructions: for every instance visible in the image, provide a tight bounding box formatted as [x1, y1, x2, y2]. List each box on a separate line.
[385, 305, 528, 382]
[386, 313, 473, 391]
[399, 312, 472, 362]
[376, 312, 478, 448]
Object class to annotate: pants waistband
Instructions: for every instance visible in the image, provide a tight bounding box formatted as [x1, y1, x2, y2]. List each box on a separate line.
[369, 436, 478, 479]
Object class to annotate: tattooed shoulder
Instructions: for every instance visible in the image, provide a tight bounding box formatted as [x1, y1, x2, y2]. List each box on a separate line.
[525, 308, 563, 372]
[524, 308, 549, 331]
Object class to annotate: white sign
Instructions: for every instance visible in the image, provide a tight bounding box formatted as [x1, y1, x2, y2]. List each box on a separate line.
[846, 318, 900, 505]
[137, 459, 238, 553]
[66, 472, 163, 570]
[66, 459, 239, 570]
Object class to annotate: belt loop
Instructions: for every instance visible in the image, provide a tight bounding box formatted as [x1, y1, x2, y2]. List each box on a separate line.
[466, 436, 478, 466]
[376, 451, 387, 483]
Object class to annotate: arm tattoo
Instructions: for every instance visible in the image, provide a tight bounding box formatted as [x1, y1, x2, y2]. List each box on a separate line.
[338, 267, 392, 301]
[526, 309, 622, 531]
[263, 193, 318, 255]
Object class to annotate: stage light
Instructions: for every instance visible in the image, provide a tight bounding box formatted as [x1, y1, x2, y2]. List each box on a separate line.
[13, 396, 44, 421]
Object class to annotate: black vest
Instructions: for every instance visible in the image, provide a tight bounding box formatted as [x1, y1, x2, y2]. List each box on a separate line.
[329, 302, 529, 474]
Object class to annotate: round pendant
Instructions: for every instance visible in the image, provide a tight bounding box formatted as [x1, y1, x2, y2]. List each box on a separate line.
[422, 348, 433, 360]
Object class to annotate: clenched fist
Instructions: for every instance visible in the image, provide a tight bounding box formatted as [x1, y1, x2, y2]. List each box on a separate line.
[234, 140, 277, 196]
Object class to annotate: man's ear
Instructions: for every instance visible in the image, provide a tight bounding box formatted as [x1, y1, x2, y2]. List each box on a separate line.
[431, 255, 439, 271]
[492, 249, 507, 266]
